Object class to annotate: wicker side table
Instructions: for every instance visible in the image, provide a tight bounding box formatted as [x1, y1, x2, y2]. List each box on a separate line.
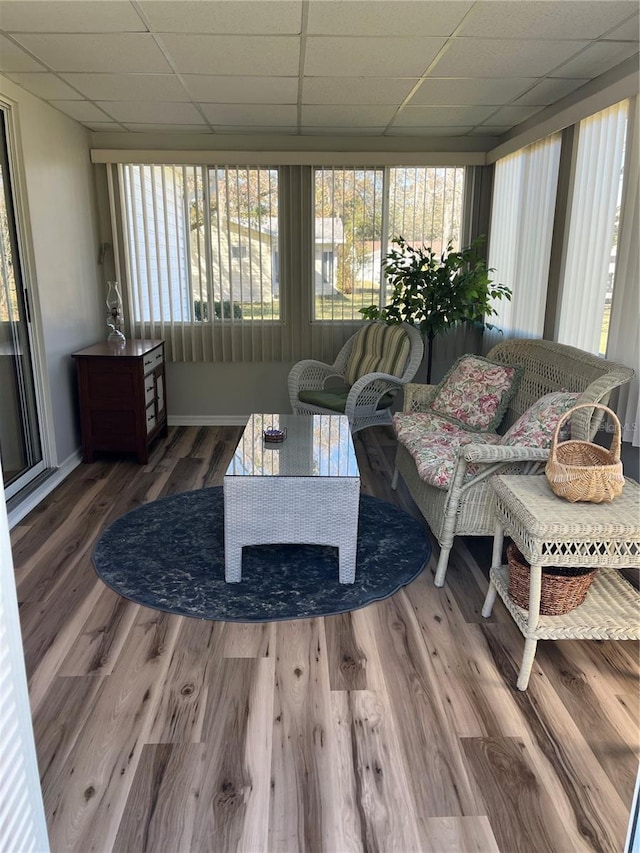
[481, 474, 640, 690]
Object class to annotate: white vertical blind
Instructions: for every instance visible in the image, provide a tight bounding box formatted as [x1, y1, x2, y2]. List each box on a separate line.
[606, 97, 639, 446]
[485, 133, 561, 351]
[118, 164, 280, 362]
[0, 471, 49, 853]
[557, 100, 629, 353]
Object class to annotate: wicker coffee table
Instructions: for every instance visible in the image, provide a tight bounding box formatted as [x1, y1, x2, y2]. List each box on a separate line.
[482, 474, 640, 690]
[223, 413, 360, 583]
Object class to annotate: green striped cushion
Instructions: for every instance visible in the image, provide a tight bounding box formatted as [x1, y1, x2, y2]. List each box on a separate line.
[344, 324, 411, 386]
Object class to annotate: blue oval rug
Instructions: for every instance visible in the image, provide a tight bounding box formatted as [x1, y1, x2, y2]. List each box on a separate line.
[93, 487, 430, 622]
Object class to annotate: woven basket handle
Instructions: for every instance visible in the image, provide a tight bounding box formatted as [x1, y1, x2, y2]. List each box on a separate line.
[550, 403, 622, 463]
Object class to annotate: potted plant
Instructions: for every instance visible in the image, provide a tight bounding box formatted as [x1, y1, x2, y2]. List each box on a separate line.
[360, 236, 511, 383]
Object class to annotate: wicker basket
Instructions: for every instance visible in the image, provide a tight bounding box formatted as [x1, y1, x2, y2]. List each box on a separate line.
[545, 403, 624, 503]
[506, 542, 597, 615]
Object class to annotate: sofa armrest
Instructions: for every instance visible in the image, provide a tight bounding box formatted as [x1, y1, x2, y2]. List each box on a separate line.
[402, 383, 438, 412]
[461, 444, 550, 464]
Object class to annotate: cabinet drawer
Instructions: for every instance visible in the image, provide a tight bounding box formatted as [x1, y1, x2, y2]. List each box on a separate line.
[144, 374, 155, 406]
[145, 405, 156, 434]
[143, 348, 164, 374]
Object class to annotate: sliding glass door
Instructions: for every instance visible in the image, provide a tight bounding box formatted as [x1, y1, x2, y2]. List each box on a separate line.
[0, 110, 44, 499]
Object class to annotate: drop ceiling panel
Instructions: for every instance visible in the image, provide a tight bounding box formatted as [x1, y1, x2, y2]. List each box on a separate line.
[138, 1, 303, 35]
[513, 77, 590, 106]
[456, 1, 638, 39]
[158, 33, 300, 75]
[182, 75, 298, 104]
[303, 76, 417, 105]
[302, 105, 397, 126]
[84, 122, 127, 132]
[123, 123, 213, 133]
[603, 15, 640, 40]
[385, 125, 474, 136]
[0, 1, 147, 33]
[0, 0, 636, 142]
[4, 71, 82, 99]
[300, 126, 387, 136]
[410, 77, 538, 106]
[11, 33, 173, 73]
[432, 37, 590, 78]
[97, 101, 206, 124]
[49, 99, 113, 121]
[392, 105, 497, 127]
[306, 1, 472, 37]
[200, 103, 297, 125]
[551, 41, 639, 78]
[482, 104, 544, 125]
[0, 34, 46, 71]
[212, 125, 297, 134]
[61, 73, 190, 101]
[468, 126, 511, 136]
[304, 36, 446, 77]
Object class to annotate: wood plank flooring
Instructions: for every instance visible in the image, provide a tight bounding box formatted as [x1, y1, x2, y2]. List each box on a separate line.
[11, 426, 639, 853]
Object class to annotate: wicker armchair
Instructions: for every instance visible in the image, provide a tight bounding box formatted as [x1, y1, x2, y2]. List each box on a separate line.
[289, 322, 424, 434]
[392, 339, 635, 587]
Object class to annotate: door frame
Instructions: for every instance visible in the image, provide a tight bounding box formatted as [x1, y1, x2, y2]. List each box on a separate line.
[0, 98, 56, 496]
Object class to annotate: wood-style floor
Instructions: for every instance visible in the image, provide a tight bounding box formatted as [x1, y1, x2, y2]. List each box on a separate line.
[11, 426, 639, 853]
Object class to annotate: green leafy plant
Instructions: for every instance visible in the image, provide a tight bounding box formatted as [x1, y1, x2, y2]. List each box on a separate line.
[360, 236, 511, 383]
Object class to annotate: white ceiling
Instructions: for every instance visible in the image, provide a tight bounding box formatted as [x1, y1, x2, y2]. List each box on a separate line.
[0, 0, 637, 139]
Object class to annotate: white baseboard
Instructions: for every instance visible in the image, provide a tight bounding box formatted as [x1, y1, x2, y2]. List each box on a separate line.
[8, 449, 83, 529]
[168, 415, 249, 427]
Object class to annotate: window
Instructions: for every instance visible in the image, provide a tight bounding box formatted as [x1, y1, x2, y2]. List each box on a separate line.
[114, 161, 466, 361]
[556, 100, 628, 355]
[313, 166, 465, 321]
[120, 164, 280, 328]
[485, 133, 561, 350]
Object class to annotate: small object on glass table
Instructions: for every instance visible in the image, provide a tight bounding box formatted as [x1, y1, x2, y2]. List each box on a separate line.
[263, 427, 287, 444]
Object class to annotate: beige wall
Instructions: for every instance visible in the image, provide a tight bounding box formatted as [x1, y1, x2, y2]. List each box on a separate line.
[0, 76, 103, 464]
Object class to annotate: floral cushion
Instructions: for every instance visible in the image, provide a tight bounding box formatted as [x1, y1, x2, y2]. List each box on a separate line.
[429, 354, 522, 431]
[499, 391, 581, 447]
[394, 412, 500, 489]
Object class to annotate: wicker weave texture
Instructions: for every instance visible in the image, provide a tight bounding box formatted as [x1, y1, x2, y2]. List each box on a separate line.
[224, 414, 361, 584]
[483, 475, 640, 689]
[506, 543, 597, 615]
[393, 339, 635, 587]
[490, 564, 640, 641]
[545, 403, 624, 503]
[288, 322, 424, 434]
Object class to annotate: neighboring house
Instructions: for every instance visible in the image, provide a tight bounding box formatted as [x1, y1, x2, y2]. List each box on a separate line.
[313, 217, 344, 297]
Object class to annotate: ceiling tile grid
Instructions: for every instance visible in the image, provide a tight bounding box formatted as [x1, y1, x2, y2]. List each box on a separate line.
[0, 0, 636, 139]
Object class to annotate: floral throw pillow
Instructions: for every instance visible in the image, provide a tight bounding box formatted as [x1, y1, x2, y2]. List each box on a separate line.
[499, 391, 581, 447]
[429, 354, 523, 432]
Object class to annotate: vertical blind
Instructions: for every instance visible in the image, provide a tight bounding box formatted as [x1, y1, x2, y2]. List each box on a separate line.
[118, 163, 280, 362]
[114, 163, 465, 364]
[606, 97, 638, 446]
[557, 100, 629, 354]
[484, 133, 561, 351]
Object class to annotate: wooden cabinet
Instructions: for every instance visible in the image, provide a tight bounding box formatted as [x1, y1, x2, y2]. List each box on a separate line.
[72, 340, 167, 464]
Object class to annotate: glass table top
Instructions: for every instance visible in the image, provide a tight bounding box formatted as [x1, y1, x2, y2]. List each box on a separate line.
[225, 413, 359, 478]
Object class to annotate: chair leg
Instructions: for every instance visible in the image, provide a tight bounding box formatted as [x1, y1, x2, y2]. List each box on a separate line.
[434, 545, 451, 587]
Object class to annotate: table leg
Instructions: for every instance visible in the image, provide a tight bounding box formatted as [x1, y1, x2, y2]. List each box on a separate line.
[482, 521, 504, 618]
[224, 543, 243, 582]
[517, 562, 543, 690]
[338, 541, 357, 584]
[517, 638, 538, 690]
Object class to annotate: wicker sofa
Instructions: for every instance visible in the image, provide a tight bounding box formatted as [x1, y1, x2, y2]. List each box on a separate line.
[392, 339, 635, 587]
